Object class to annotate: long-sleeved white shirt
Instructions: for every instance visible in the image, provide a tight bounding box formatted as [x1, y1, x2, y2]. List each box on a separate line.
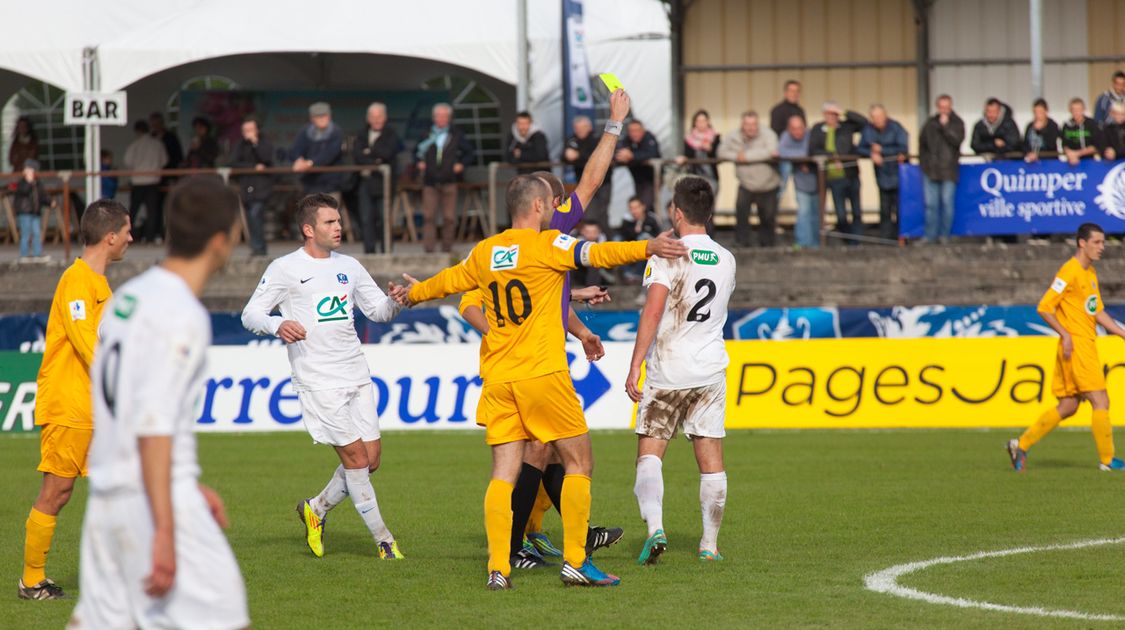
[241, 248, 400, 392]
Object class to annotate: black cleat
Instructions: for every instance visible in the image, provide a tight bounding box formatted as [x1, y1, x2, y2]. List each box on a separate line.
[586, 525, 625, 555]
[511, 547, 555, 569]
[18, 579, 64, 600]
[486, 571, 513, 590]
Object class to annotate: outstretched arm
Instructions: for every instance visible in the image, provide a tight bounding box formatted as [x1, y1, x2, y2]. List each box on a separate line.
[573, 89, 631, 209]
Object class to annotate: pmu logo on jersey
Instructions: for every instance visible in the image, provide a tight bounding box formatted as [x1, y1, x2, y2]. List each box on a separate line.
[690, 249, 719, 265]
[337, 273, 348, 285]
[315, 292, 350, 323]
[491, 245, 519, 271]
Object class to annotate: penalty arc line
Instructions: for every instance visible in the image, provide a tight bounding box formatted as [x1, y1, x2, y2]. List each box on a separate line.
[863, 537, 1125, 622]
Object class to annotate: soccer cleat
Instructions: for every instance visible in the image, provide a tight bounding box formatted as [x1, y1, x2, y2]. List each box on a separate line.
[18, 578, 64, 600]
[698, 549, 724, 562]
[486, 571, 513, 590]
[511, 547, 555, 569]
[1006, 439, 1027, 472]
[1099, 457, 1125, 471]
[637, 529, 668, 565]
[586, 526, 624, 555]
[526, 531, 562, 559]
[295, 499, 327, 557]
[377, 540, 404, 559]
[560, 558, 621, 587]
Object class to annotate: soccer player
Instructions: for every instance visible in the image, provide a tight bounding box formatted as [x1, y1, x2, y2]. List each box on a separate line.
[71, 176, 248, 628]
[390, 168, 688, 589]
[1008, 222, 1125, 471]
[625, 175, 735, 564]
[242, 193, 404, 559]
[18, 200, 131, 600]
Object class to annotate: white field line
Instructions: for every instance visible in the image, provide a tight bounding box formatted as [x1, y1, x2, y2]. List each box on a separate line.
[864, 537, 1125, 621]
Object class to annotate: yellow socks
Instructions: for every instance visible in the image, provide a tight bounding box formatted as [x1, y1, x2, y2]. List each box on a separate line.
[483, 479, 514, 576]
[525, 483, 552, 534]
[23, 508, 57, 586]
[561, 474, 591, 567]
[1091, 409, 1115, 465]
[1019, 408, 1063, 451]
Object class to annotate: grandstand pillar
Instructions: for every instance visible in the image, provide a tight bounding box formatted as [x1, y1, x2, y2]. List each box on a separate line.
[81, 47, 102, 205]
[1029, 0, 1044, 101]
[913, 0, 931, 123]
[516, 0, 529, 111]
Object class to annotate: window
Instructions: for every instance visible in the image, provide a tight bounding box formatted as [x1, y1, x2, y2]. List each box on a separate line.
[2, 81, 85, 171]
[165, 75, 239, 128]
[422, 75, 502, 165]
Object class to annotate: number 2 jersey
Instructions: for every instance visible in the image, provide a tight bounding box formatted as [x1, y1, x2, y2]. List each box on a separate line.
[642, 233, 735, 390]
[241, 248, 400, 392]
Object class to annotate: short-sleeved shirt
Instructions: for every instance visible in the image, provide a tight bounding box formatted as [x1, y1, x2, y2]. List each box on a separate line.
[36, 258, 112, 428]
[1038, 257, 1102, 339]
[642, 234, 736, 389]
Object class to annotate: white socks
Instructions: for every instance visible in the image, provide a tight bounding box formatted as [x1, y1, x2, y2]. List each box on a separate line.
[343, 467, 393, 544]
[699, 471, 727, 553]
[634, 454, 665, 536]
[310, 465, 348, 519]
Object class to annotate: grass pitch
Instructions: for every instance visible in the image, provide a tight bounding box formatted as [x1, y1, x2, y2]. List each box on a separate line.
[3, 428, 1125, 628]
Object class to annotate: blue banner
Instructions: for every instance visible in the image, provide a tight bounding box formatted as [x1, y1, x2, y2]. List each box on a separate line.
[561, 0, 596, 149]
[899, 159, 1125, 237]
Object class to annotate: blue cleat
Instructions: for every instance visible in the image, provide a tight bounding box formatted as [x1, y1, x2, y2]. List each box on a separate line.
[1006, 439, 1027, 472]
[1099, 457, 1125, 471]
[526, 532, 562, 559]
[560, 558, 620, 587]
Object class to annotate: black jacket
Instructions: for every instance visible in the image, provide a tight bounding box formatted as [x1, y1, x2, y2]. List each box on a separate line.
[505, 128, 549, 173]
[563, 132, 600, 180]
[970, 103, 1021, 157]
[769, 101, 806, 138]
[417, 127, 475, 186]
[618, 211, 660, 241]
[1104, 122, 1125, 158]
[1023, 119, 1060, 157]
[616, 131, 661, 185]
[809, 111, 868, 179]
[13, 178, 48, 215]
[353, 125, 402, 196]
[919, 112, 966, 182]
[1061, 118, 1104, 157]
[228, 136, 275, 203]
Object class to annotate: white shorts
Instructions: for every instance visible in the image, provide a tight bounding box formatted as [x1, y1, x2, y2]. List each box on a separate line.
[636, 381, 726, 440]
[298, 383, 380, 446]
[71, 482, 249, 630]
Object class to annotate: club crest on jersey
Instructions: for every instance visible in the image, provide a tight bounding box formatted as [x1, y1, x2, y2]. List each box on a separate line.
[491, 245, 519, 271]
[1086, 295, 1098, 315]
[337, 272, 348, 285]
[553, 234, 576, 250]
[690, 249, 719, 265]
[315, 292, 350, 323]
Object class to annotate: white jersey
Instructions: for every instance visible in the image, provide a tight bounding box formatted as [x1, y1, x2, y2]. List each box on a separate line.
[241, 248, 400, 392]
[642, 233, 735, 390]
[87, 267, 209, 495]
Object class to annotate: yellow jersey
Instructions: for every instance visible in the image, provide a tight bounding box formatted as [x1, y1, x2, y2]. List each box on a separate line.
[1038, 257, 1102, 339]
[411, 228, 646, 384]
[35, 258, 111, 428]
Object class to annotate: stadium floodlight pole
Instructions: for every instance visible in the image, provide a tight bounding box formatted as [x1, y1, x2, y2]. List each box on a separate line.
[1029, 0, 1044, 101]
[516, 0, 529, 111]
[82, 46, 102, 207]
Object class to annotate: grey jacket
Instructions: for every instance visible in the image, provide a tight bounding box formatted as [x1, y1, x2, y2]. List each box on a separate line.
[717, 127, 780, 192]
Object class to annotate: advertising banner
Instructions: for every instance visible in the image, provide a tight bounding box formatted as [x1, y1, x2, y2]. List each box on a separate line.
[899, 160, 1125, 237]
[0, 352, 41, 433]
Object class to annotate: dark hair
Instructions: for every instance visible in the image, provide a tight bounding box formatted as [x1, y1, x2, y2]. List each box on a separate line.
[530, 170, 564, 199]
[673, 175, 714, 226]
[1114, 71, 1125, 81]
[296, 193, 339, 240]
[13, 116, 36, 142]
[1032, 98, 1049, 110]
[628, 195, 644, 205]
[165, 175, 240, 258]
[784, 80, 801, 89]
[149, 111, 165, 122]
[99, 149, 112, 159]
[80, 199, 129, 246]
[1077, 222, 1105, 245]
[578, 219, 601, 231]
[515, 111, 532, 120]
[242, 115, 260, 128]
[935, 94, 952, 104]
[691, 109, 710, 125]
[133, 119, 150, 134]
[505, 174, 550, 219]
[191, 116, 212, 131]
[985, 98, 1002, 108]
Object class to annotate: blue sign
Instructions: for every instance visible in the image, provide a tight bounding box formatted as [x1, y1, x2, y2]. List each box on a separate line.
[900, 160, 1125, 237]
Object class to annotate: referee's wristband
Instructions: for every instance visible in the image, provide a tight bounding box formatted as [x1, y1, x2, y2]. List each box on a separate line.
[604, 120, 624, 136]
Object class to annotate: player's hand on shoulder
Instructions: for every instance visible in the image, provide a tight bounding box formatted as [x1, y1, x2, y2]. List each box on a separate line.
[199, 483, 229, 529]
[277, 320, 307, 343]
[144, 529, 176, 597]
[646, 230, 688, 260]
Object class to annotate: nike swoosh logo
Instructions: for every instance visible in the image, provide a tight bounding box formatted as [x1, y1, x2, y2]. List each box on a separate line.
[96, 298, 107, 304]
[300, 277, 314, 284]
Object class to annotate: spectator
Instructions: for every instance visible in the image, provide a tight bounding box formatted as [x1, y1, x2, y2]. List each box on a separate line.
[291, 102, 346, 199]
[770, 80, 805, 196]
[100, 149, 118, 199]
[1023, 98, 1061, 163]
[9, 116, 38, 172]
[778, 115, 819, 249]
[1093, 71, 1125, 124]
[857, 104, 909, 240]
[182, 116, 220, 168]
[618, 196, 660, 282]
[229, 116, 275, 257]
[562, 115, 610, 231]
[918, 94, 965, 242]
[571, 220, 612, 286]
[676, 109, 720, 196]
[123, 119, 168, 243]
[1062, 97, 1103, 166]
[415, 102, 474, 253]
[718, 111, 780, 247]
[352, 102, 402, 254]
[149, 112, 182, 240]
[615, 119, 661, 210]
[970, 98, 1021, 158]
[810, 102, 867, 240]
[14, 159, 53, 260]
[1103, 102, 1125, 161]
[505, 111, 549, 174]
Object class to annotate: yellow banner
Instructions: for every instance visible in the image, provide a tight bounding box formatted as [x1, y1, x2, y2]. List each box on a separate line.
[725, 337, 1125, 428]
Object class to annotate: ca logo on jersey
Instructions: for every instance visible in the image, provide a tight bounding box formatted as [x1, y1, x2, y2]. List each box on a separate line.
[315, 292, 350, 323]
[1086, 295, 1098, 315]
[491, 245, 519, 271]
[690, 249, 719, 266]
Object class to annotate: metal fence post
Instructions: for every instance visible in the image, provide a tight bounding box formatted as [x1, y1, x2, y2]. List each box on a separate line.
[60, 171, 72, 261]
[815, 157, 827, 248]
[488, 162, 500, 235]
[380, 164, 393, 253]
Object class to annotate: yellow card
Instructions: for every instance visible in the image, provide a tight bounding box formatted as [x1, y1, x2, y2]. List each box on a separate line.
[598, 73, 625, 93]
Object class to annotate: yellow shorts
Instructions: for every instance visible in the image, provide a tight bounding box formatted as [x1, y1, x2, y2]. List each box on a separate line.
[477, 371, 588, 445]
[1052, 336, 1106, 398]
[37, 423, 92, 478]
